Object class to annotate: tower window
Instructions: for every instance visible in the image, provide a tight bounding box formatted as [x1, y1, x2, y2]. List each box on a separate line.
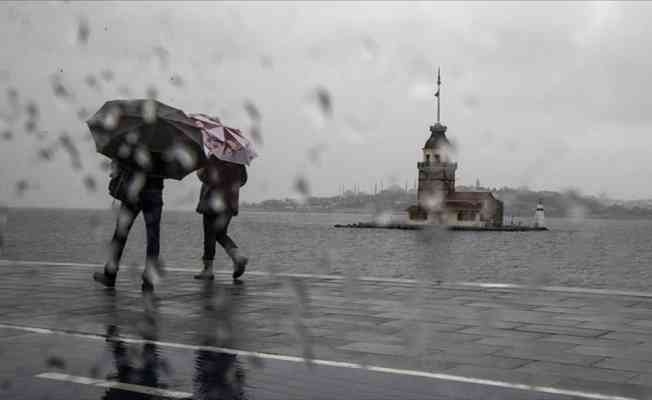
[434, 154, 441, 162]
[425, 154, 431, 162]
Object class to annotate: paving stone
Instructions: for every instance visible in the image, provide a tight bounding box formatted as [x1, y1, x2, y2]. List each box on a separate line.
[513, 324, 609, 338]
[594, 357, 652, 373]
[441, 365, 562, 387]
[337, 342, 407, 356]
[475, 337, 576, 353]
[493, 347, 604, 366]
[571, 345, 652, 361]
[456, 327, 547, 341]
[431, 353, 533, 369]
[629, 374, 652, 386]
[555, 377, 652, 399]
[516, 361, 638, 383]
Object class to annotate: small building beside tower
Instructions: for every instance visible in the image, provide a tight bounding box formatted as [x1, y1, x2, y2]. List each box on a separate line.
[408, 68, 504, 227]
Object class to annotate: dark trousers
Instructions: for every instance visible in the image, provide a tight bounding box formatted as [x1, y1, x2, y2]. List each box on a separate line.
[202, 212, 237, 261]
[109, 190, 163, 269]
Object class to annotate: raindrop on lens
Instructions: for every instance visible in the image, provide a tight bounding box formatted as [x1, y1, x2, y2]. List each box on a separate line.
[208, 195, 226, 213]
[126, 131, 139, 145]
[117, 144, 131, 159]
[15, 180, 29, 196]
[168, 145, 195, 170]
[100, 69, 114, 82]
[134, 148, 152, 169]
[126, 173, 146, 203]
[83, 175, 97, 192]
[102, 106, 121, 130]
[143, 100, 157, 124]
[77, 17, 90, 45]
[243, 100, 261, 123]
[45, 356, 66, 369]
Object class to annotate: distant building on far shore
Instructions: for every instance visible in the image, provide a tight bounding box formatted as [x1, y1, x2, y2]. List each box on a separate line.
[407, 68, 503, 227]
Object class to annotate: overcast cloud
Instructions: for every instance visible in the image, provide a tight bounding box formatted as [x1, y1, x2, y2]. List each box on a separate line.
[1, 1, 652, 208]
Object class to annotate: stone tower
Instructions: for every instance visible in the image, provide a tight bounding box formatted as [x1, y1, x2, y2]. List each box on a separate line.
[416, 68, 457, 218]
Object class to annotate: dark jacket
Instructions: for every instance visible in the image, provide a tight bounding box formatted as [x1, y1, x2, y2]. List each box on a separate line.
[108, 161, 164, 207]
[196, 157, 247, 215]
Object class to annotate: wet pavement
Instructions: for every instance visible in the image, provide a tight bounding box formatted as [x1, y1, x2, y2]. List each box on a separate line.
[1, 260, 652, 399]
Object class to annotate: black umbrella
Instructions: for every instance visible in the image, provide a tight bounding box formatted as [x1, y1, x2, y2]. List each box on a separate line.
[87, 99, 205, 180]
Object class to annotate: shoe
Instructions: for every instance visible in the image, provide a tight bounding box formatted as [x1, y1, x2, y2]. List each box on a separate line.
[194, 272, 215, 280]
[195, 259, 214, 281]
[232, 257, 248, 279]
[93, 271, 116, 288]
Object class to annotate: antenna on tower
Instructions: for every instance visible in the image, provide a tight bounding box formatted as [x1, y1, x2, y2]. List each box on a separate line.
[434, 67, 442, 124]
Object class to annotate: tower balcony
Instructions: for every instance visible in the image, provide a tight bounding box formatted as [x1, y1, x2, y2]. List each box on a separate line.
[417, 161, 457, 169]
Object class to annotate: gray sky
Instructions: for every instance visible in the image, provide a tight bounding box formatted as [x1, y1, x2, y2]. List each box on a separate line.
[1, 1, 652, 208]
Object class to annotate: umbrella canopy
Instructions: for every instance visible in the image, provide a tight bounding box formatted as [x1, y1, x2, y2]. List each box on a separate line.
[189, 113, 258, 166]
[87, 99, 205, 180]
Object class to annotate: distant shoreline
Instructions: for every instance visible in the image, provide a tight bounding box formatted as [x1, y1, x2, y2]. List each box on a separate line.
[6, 206, 652, 221]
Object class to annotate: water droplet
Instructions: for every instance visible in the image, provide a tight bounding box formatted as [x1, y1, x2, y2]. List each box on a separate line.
[37, 147, 55, 161]
[361, 36, 379, 62]
[126, 173, 146, 203]
[303, 87, 333, 127]
[50, 75, 74, 101]
[102, 105, 122, 130]
[260, 55, 273, 69]
[125, 131, 139, 145]
[83, 175, 97, 192]
[6, 87, 18, 104]
[59, 134, 82, 170]
[84, 74, 99, 90]
[45, 355, 66, 369]
[133, 147, 152, 170]
[117, 86, 131, 97]
[169, 74, 184, 87]
[315, 87, 332, 116]
[1, 130, 12, 140]
[249, 125, 263, 145]
[463, 94, 479, 109]
[76, 107, 90, 121]
[117, 143, 131, 159]
[99, 159, 111, 172]
[243, 100, 261, 123]
[143, 99, 157, 124]
[165, 144, 196, 170]
[208, 193, 226, 213]
[15, 180, 29, 196]
[152, 46, 169, 69]
[25, 101, 38, 119]
[24, 119, 36, 133]
[307, 144, 327, 165]
[100, 69, 114, 82]
[77, 17, 90, 45]
[293, 176, 310, 199]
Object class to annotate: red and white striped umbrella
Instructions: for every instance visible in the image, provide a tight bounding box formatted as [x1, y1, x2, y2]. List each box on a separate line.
[188, 113, 257, 166]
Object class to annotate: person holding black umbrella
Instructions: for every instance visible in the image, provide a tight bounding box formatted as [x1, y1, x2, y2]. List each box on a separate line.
[87, 100, 206, 291]
[93, 158, 165, 292]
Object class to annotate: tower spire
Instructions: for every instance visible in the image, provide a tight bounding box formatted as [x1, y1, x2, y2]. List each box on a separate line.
[435, 67, 441, 124]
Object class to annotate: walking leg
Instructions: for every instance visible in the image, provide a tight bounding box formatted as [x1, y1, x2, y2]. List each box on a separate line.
[94, 202, 139, 287]
[195, 214, 217, 280]
[142, 192, 163, 291]
[215, 213, 247, 279]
